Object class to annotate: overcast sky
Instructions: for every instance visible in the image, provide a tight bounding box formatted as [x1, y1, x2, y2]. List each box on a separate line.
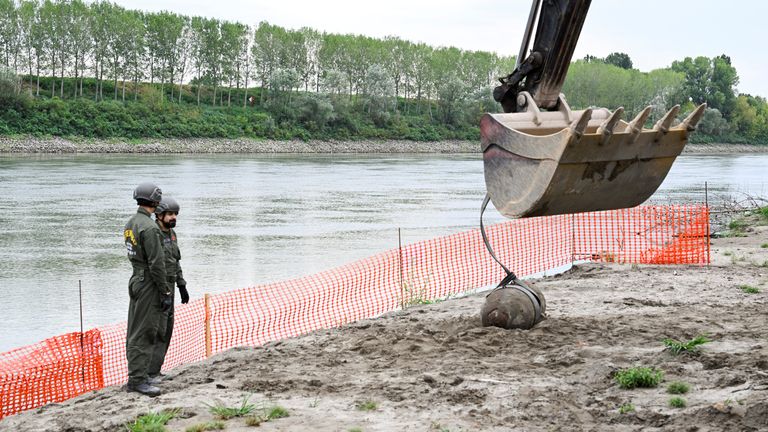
[112, 0, 767, 98]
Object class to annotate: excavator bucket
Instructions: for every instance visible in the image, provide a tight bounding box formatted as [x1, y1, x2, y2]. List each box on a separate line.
[481, 92, 706, 218]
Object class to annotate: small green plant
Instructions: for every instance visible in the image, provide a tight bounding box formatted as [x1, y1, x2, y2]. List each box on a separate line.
[614, 367, 664, 389]
[401, 271, 434, 307]
[348, 428, 363, 432]
[667, 381, 690, 394]
[185, 421, 225, 432]
[663, 335, 711, 355]
[618, 403, 635, 414]
[266, 405, 290, 420]
[669, 396, 686, 408]
[759, 206, 768, 220]
[356, 400, 378, 411]
[728, 219, 748, 234]
[125, 409, 180, 432]
[208, 395, 256, 420]
[740, 285, 760, 294]
[723, 251, 733, 256]
[760, 243, 768, 248]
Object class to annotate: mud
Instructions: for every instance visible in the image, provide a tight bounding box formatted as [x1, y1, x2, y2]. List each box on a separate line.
[2, 222, 767, 431]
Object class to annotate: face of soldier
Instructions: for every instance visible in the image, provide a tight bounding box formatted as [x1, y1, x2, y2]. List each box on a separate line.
[160, 212, 178, 228]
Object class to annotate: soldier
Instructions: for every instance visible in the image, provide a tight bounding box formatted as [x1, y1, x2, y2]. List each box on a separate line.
[147, 197, 189, 383]
[123, 183, 172, 397]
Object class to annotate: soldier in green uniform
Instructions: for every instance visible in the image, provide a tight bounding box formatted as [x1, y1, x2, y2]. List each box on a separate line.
[147, 197, 189, 383]
[123, 183, 172, 397]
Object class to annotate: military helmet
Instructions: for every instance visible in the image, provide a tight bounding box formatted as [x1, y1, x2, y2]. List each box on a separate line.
[133, 182, 162, 205]
[155, 197, 180, 215]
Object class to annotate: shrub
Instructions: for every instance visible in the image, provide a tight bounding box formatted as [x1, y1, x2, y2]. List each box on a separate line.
[667, 382, 690, 394]
[615, 367, 664, 389]
[663, 335, 710, 355]
[669, 397, 686, 408]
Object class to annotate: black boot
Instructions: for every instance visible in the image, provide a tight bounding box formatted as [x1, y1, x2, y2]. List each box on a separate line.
[126, 380, 161, 397]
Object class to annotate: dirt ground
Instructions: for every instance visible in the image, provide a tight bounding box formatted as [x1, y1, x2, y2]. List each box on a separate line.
[3, 215, 767, 432]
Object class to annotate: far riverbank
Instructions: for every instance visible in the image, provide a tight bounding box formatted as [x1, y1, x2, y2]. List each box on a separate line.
[1, 136, 766, 154]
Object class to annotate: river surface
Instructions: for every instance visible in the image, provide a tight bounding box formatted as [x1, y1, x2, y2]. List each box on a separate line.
[1, 152, 766, 352]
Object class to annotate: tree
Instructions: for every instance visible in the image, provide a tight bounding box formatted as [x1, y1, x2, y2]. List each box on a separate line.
[604, 52, 633, 70]
[671, 55, 738, 118]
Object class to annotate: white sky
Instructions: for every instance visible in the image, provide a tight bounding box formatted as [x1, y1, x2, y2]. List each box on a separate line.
[113, 0, 768, 98]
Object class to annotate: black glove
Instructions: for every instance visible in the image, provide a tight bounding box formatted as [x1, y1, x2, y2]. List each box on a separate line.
[161, 294, 173, 312]
[178, 285, 189, 304]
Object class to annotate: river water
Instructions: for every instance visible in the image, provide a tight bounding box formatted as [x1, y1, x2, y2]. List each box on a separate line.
[1, 152, 766, 351]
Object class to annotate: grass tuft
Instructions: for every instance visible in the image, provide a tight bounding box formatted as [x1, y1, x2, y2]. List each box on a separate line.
[740, 285, 760, 294]
[669, 396, 686, 408]
[760, 243, 768, 249]
[266, 406, 290, 420]
[615, 367, 664, 389]
[663, 335, 710, 355]
[356, 400, 378, 411]
[185, 421, 225, 432]
[667, 381, 690, 394]
[618, 403, 635, 414]
[125, 409, 180, 432]
[245, 416, 262, 427]
[207, 395, 256, 420]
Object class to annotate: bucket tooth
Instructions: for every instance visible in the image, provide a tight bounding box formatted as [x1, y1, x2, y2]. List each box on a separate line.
[596, 107, 624, 144]
[653, 105, 681, 141]
[570, 108, 592, 143]
[627, 106, 652, 143]
[680, 103, 707, 131]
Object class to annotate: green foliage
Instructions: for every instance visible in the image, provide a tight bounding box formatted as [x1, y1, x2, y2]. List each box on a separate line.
[266, 406, 290, 420]
[618, 403, 635, 414]
[242, 405, 288, 426]
[207, 396, 256, 420]
[740, 285, 760, 294]
[669, 397, 687, 408]
[356, 400, 378, 411]
[667, 382, 690, 394]
[185, 421, 225, 432]
[614, 367, 664, 389]
[125, 409, 180, 432]
[759, 207, 768, 220]
[663, 335, 711, 355]
[0, 0, 767, 143]
[605, 52, 633, 70]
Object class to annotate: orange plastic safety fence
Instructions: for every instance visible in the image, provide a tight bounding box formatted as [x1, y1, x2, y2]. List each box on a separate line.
[0, 330, 103, 418]
[0, 205, 710, 420]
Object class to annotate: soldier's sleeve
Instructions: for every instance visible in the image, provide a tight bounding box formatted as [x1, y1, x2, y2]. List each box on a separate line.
[176, 244, 186, 288]
[143, 226, 171, 296]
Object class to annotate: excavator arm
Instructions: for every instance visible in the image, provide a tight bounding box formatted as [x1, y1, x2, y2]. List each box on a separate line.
[480, 0, 707, 218]
[493, 0, 591, 113]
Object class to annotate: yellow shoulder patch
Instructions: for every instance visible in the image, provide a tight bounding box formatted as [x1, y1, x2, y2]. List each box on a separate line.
[124, 229, 137, 246]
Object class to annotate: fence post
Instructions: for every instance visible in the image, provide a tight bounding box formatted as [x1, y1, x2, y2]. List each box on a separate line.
[204, 293, 211, 358]
[398, 228, 404, 309]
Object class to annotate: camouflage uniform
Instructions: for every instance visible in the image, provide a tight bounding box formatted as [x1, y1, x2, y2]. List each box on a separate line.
[148, 223, 186, 376]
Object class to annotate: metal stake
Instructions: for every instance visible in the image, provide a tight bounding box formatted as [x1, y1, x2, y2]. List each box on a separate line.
[79, 280, 85, 384]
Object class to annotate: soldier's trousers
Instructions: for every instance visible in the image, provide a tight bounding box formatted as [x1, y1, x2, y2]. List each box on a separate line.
[126, 268, 166, 386]
[148, 289, 175, 376]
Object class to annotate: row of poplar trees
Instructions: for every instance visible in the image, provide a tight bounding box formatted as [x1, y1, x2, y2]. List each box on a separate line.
[0, 0, 519, 107]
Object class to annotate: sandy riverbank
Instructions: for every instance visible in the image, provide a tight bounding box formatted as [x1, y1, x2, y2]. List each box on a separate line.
[2, 214, 766, 431]
[0, 136, 766, 154]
